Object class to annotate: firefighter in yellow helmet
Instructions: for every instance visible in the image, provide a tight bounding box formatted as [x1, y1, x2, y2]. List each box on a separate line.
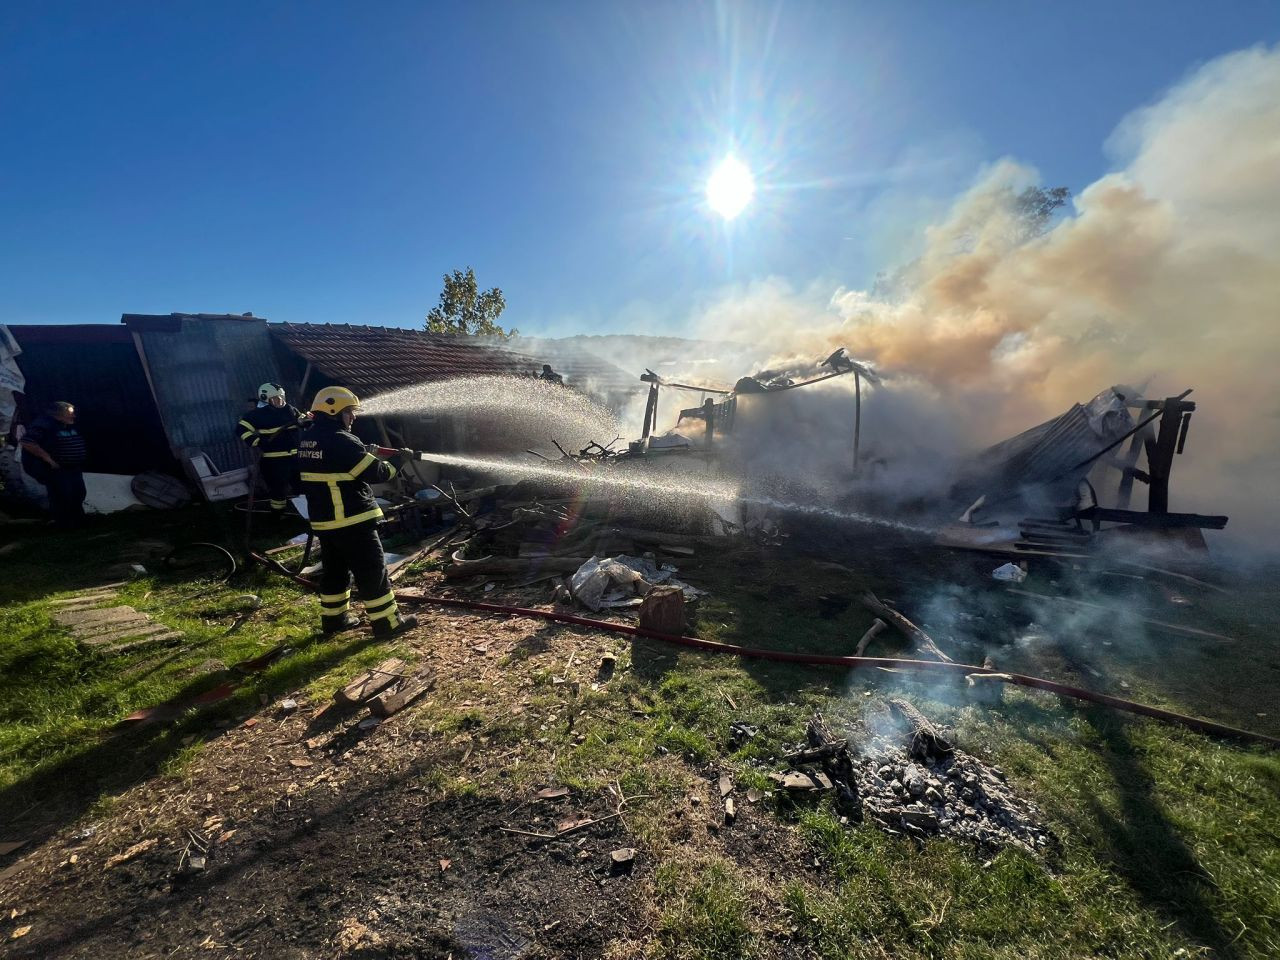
[298, 386, 418, 637]
[235, 382, 308, 514]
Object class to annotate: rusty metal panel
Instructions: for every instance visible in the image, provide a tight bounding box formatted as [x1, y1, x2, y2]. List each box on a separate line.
[130, 317, 283, 472]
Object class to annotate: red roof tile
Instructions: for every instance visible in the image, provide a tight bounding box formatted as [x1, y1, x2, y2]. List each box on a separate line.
[270, 323, 541, 397]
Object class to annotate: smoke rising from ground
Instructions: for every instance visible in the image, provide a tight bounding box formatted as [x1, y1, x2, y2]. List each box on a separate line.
[689, 45, 1280, 550]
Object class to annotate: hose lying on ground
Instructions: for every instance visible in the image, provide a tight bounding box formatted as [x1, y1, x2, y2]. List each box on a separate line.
[394, 590, 1280, 750]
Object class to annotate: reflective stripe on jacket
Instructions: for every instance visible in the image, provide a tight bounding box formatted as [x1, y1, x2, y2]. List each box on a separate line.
[298, 419, 397, 531]
[235, 404, 307, 455]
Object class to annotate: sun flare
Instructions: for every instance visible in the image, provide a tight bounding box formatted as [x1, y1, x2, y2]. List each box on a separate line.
[706, 155, 755, 220]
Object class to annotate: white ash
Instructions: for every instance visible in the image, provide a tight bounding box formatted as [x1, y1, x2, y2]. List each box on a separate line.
[851, 745, 1054, 855]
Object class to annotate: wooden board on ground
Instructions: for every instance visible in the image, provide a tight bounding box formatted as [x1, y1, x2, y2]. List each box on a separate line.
[72, 615, 161, 642]
[80, 622, 170, 647]
[334, 658, 408, 706]
[368, 670, 437, 718]
[50, 591, 121, 607]
[54, 606, 148, 627]
[101, 632, 185, 656]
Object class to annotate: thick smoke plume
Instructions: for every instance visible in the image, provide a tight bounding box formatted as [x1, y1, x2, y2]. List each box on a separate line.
[693, 45, 1280, 550]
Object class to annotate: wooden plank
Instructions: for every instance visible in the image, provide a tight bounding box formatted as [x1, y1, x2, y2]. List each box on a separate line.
[71, 619, 155, 640]
[334, 658, 407, 706]
[54, 606, 145, 627]
[51, 591, 121, 606]
[368, 670, 436, 718]
[1075, 507, 1227, 530]
[101, 632, 185, 656]
[81, 623, 171, 647]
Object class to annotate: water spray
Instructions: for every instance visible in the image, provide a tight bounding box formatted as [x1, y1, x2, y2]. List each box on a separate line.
[418, 451, 936, 536]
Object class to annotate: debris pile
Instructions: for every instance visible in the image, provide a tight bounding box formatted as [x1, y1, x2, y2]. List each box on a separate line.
[775, 707, 1054, 856]
[380, 476, 713, 612]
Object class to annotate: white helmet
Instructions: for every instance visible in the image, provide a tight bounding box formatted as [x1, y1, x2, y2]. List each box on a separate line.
[258, 382, 286, 402]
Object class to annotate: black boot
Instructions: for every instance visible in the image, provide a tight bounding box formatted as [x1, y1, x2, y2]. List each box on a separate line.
[321, 612, 361, 635]
[372, 614, 418, 639]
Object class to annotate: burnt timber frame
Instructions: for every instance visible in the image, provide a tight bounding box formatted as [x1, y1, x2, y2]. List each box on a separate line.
[1074, 390, 1227, 532]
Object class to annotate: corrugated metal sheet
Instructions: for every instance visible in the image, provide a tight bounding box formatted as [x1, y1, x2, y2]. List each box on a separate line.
[961, 387, 1136, 497]
[8, 325, 175, 475]
[125, 315, 283, 472]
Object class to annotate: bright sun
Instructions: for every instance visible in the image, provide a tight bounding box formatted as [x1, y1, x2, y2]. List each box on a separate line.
[706, 154, 755, 220]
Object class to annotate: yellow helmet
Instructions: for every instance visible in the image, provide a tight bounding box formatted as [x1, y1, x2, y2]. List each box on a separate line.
[311, 386, 360, 415]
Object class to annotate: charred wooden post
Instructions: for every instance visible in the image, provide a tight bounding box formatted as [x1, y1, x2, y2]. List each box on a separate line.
[888, 698, 954, 762]
[641, 379, 660, 440]
[703, 398, 716, 450]
[805, 712, 861, 817]
[1146, 395, 1194, 515]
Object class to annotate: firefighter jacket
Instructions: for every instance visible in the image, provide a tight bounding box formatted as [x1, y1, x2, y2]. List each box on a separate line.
[298, 417, 398, 531]
[236, 404, 308, 458]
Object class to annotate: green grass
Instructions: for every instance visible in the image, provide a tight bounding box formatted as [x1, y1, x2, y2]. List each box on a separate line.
[2, 513, 1279, 958]
[0, 508, 404, 821]
[654, 858, 759, 960]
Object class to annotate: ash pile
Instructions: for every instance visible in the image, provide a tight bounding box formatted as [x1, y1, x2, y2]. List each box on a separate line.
[775, 702, 1055, 856]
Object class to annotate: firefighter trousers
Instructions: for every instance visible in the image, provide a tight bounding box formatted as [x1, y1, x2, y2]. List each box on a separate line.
[316, 522, 404, 635]
[259, 455, 299, 512]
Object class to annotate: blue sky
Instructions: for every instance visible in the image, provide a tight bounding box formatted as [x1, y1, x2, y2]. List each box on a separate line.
[2, 1, 1276, 333]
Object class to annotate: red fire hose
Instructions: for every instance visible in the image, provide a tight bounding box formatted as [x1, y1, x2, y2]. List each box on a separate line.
[394, 591, 1280, 750]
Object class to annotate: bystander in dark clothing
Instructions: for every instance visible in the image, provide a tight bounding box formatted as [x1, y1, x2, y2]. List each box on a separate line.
[21, 401, 88, 527]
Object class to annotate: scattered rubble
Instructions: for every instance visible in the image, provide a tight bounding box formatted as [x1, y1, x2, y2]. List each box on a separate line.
[775, 709, 1055, 856]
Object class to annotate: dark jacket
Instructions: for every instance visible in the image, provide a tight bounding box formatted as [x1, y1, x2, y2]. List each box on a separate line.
[236, 404, 308, 457]
[22, 415, 87, 483]
[298, 417, 398, 531]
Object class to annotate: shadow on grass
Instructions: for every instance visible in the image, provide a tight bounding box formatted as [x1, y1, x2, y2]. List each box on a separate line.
[3, 754, 448, 959]
[0, 625, 387, 867]
[1082, 707, 1238, 959]
[5, 752, 633, 960]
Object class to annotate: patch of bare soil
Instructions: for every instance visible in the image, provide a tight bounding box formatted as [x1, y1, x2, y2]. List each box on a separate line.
[0, 583, 816, 959]
[0, 598, 653, 959]
[4, 763, 641, 958]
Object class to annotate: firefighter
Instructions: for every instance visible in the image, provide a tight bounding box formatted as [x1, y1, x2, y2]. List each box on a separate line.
[236, 383, 308, 514]
[298, 386, 418, 637]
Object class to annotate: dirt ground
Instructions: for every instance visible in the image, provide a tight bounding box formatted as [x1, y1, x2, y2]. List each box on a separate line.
[0, 585, 805, 960]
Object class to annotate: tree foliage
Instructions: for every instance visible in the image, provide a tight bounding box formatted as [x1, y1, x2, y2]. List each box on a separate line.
[1013, 186, 1070, 238]
[425, 267, 514, 337]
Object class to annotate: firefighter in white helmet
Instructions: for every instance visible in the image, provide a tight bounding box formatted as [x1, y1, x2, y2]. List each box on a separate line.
[235, 382, 308, 514]
[297, 386, 418, 637]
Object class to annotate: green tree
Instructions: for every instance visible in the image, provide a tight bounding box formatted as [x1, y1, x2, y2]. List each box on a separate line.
[1013, 186, 1070, 239]
[425, 267, 515, 337]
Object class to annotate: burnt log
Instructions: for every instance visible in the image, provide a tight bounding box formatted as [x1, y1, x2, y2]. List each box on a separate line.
[638, 585, 686, 635]
[887, 697, 954, 762]
[860, 592, 954, 663]
[855, 618, 887, 657]
[805, 712, 861, 818]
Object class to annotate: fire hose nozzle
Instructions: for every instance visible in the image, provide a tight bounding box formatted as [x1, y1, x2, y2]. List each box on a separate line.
[366, 445, 427, 461]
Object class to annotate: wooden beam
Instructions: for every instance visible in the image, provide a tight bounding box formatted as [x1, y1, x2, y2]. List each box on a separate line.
[1075, 507, 1227, 530]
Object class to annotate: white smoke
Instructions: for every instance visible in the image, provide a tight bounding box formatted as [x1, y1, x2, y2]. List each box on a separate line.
[686, 44, 1280, 550]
